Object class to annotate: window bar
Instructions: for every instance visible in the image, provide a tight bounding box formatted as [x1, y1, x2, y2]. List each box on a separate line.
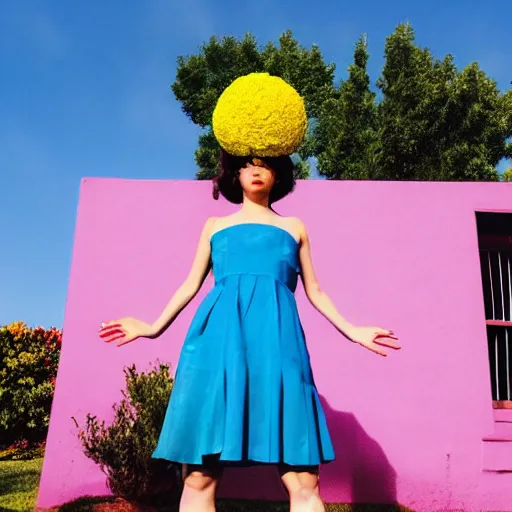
[508, 255, 512, 322]
[499, 251, 505, 320]
[507, 329, 511, 401]
[495, 332, 500, 401]
[488, 251, 495, 320]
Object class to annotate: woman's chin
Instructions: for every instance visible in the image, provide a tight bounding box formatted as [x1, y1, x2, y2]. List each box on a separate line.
[244, 188, 271, 201]
[249, 184, 268, 193]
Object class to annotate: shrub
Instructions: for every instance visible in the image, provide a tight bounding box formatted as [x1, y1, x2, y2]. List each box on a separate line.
[0, 322, 61, 448]
[74, 362, 181, 506]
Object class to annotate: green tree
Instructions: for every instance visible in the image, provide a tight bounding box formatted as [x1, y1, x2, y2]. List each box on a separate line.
[439, 64, 511, 181]
[194, 129, 220, 180]
[174, 25, 512, 182]
[312, 35, 379, 179]
[502, 168, 512, 182]
[377, 23, 511, 181]
[377, 24, 457, 180]
[292, 158, 310, 180]
[172, 31, 336, 179]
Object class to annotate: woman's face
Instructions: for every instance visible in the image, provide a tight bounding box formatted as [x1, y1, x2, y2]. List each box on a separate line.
[238, 158, 276, 198]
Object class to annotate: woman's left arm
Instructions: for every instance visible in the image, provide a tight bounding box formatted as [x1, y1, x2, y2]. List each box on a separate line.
[295, 219, 400, 356]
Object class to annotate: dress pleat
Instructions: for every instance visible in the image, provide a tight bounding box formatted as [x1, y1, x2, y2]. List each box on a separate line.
[152, 224, 335, 466]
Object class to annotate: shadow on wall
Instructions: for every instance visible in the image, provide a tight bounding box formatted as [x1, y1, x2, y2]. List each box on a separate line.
[218, 395, 398, 507]
[319, 395, 398, 507]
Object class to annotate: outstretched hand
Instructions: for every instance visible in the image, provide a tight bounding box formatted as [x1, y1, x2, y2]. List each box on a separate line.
[348, 326, 400, 356]
[98, 317, 154, 346]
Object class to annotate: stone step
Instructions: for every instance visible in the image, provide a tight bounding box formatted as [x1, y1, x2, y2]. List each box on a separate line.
[494, 420, 512, 438]
[493, 409, 512, 423]
[482, 438, 512, 472]
[477, 470, 512, 511]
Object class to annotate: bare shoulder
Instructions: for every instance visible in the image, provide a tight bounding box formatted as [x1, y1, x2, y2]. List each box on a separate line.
[204, 216, 218, 229]
[205, 216, 219, 225]
[200, 217, 219, 238]
[207, 214, 240, 236]
[280, 216, 308, 242]
[287, 216, 307, 232]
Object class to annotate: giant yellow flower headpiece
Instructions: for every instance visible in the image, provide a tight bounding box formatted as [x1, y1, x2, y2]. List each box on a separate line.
[212, 73, 307, 157]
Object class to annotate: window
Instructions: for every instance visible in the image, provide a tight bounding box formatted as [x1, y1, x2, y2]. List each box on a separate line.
[476, 212, 512, 409]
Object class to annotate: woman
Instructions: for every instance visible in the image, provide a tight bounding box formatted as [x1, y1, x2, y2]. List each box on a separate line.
[99, 73, 400, 512]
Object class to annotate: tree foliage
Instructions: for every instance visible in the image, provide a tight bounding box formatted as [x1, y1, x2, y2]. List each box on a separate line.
[312, 35, 379, 180]
[172, 25, 512, 182]
[0, 322, 61, 448]
[375, 24, 510, 181]
[502, 168, 512, 182]
[173, 31, 336, 179]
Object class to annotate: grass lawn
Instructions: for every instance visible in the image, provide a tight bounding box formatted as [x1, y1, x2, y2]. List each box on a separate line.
[0, 457, 410, 512]
[0, 457, 43, 512]
[48, 498, 410, 512]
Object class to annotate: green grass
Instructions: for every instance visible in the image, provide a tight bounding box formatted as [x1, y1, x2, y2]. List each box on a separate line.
[218, 501, 410, 511]
[0, 457, 43, 512]
[42, 496, 410, 512]
[0, 457, 411, 512]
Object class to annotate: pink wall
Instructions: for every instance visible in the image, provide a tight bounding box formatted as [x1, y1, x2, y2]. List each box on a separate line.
[37, 178, 512, 511]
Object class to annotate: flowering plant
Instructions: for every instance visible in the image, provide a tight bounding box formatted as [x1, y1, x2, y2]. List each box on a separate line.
[212, 72, 307, 157]
[0, 321, 61, 448]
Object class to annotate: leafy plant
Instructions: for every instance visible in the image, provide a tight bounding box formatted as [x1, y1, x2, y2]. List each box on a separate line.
[0, 322, 61, 448]
[173, 25, 512, 182]
[74, 362, 181, 506]
[173, 30, 335, 179]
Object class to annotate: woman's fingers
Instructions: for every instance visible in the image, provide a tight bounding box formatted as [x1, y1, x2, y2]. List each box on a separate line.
[99, 321, 121, 330]
[101, 331, 135, 346]
[99, 329, 122, 340]
[355, 339, 388, 356]
[99, 323, 123, 337]
[374, 328, 399, 342]
[369, 344, 387, 356]
[374, 336, 401, 349]
[117, 335, 135, 347]
[102, 331, 125, 343]
[98, 319, 135, 346]
[374, 331, 398, 340]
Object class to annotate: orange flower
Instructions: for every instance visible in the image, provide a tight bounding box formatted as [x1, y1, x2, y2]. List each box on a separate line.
[6, 321, 29, 340]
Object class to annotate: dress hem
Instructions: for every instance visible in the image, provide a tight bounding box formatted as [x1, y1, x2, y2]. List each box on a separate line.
[151, 451, 336, 467]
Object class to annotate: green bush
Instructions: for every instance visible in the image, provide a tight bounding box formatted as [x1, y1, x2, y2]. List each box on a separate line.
[74, 362, 181, 506]
[0, 322, 61, 448]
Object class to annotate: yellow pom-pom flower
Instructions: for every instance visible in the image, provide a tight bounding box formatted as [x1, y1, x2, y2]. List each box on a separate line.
[212, 73, 307, 157]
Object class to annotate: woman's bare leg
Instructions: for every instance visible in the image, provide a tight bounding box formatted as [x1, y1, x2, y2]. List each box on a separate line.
[179, 463, 223, 512]
[279, 465, 325, 512]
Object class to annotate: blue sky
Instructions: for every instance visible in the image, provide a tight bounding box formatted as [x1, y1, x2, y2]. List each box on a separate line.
[1, 0, 511, 329]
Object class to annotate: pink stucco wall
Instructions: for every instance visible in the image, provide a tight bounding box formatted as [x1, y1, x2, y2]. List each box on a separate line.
[37, 178, 512, 511]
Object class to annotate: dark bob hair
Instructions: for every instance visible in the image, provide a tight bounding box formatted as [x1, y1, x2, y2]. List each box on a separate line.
[212, 149, 296, 205]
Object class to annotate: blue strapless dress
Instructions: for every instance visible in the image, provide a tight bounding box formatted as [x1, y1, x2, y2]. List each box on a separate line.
[152, 223, 335, 466]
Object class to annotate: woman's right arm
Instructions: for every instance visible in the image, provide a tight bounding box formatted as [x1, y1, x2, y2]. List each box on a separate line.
[148, 216, 217, 337]
[99, 217, 217, 345]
